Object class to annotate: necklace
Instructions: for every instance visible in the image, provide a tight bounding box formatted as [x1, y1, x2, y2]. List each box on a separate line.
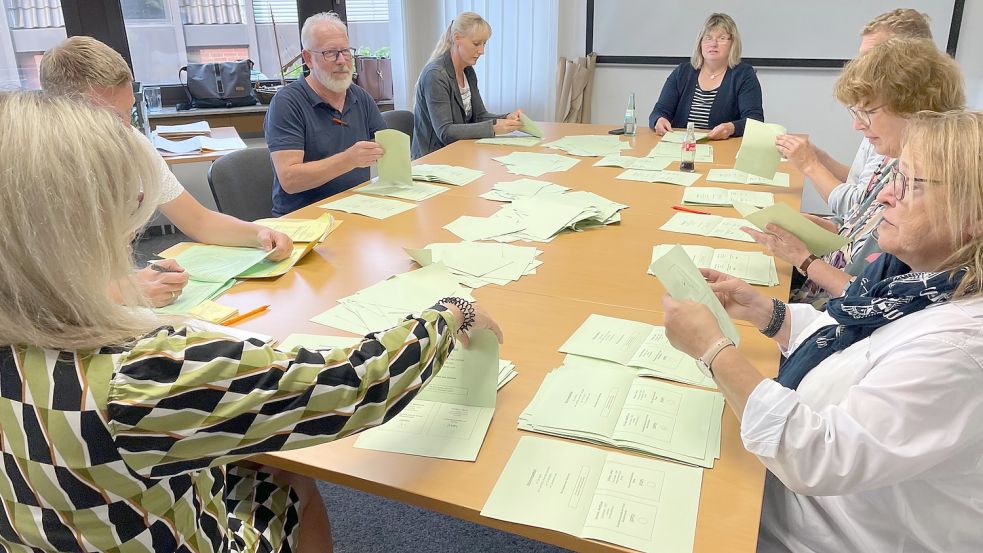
[705, 69, 722, 79]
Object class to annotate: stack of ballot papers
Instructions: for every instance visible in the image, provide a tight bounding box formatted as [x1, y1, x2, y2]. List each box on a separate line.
[615, 169, 702, 186]
[359, 128, 449, 201]
[482, 436, 703, 553]
[187, 300, 239, 324]
[411, 164, 483, 186]
[519, 363, 724, 467]
[593, 155, 673, 171]
[650, 244, 778, 286]
[478, 178, 570, 201]
[659, 211, 757, 243]
[542, 134, 629, 157]
[405, 242, 543, 288]
[491, 152, 580, 177]
[558, 314, 716, 387]
[734, 119, 787, 179]
[647, 141, 714, 162]
[310, 263, 474, 335]
[152, 134, 247, 155]
[358, 179, 447, 201]
[253, 213, 336, 242]
[707, 168, 790, 187]
[154, 121, 210, 138]
[649, 245, 741, 345]
[444, 190, 627, 243]
[319, 194, 417, 219]
[153, 245, 270, 315]
[354, 330, 499, 461]
[681, 186, 775, 208]
[660, 129, 709, 143]
[734, 202, 849, 256]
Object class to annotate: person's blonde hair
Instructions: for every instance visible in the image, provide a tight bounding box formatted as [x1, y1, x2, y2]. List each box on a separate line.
[0, 91, 161, 350]
[40, 36, 132, 96]
[834, 38, 964, 115]
[300, 11, 348, 50]
[690, 13, 742, 69]
[429, 12, 492, 61]
[901, 111, 983, 299]
[862, 8, 932, 39]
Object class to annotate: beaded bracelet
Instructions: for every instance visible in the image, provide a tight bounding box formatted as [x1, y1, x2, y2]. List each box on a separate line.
[758, 298, 786, 338]
[438, 297, 476, 333]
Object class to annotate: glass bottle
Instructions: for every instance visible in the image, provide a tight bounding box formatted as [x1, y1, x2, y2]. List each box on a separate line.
[623, 93, 636, 136]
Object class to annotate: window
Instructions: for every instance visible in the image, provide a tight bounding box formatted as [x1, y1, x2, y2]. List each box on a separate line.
[346, 0, 388, 22]
[1, 0, 67, 88]
[121, 0, 167, 21]
[253, 0, 298, 24]
[124, 0, 299, 86]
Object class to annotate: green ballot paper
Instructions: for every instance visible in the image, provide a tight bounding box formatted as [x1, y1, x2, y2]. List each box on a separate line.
[354, 329, 499, 461]
[734, 119, 787, 179]
[734, 201, 850, 256]
[374, 128, 412, 186]
[648, 245, 740, 345]
[519, 111, 544, 138]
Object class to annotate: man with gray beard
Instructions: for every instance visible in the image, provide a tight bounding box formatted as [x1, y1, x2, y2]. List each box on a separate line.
[265, 11, 386, 216]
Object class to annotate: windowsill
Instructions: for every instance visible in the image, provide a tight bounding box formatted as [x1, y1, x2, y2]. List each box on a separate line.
[148, 105, 270, 119]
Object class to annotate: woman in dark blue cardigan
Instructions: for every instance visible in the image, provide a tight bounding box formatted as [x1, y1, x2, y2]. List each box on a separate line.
[649, 13, 763, 139]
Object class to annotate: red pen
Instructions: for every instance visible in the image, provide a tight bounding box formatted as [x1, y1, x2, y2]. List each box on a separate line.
[332, 117, 348, 127]
[672, 205, 711, 215]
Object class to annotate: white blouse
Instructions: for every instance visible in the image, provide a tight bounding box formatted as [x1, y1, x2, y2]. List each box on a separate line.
[745, 300, 983, 552]
[459, 79, 473, 119]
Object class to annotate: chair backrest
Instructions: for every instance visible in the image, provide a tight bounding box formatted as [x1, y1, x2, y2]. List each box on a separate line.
[207, 147, 275, 221]
[382, 109, 414, 138]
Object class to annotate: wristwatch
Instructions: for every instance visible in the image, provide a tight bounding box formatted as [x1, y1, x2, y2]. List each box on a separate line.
[797, 254, 819, 276]
[696, 337, 735, 378]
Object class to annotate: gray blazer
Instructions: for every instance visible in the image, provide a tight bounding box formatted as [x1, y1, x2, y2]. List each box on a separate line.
[411, 51, 502, 158]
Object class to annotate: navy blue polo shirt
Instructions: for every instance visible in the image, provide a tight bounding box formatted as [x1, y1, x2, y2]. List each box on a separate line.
[264, 77, 386, 215]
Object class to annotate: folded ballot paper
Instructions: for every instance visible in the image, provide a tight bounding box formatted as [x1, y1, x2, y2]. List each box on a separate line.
[558, 313, 716, 388]
[593, 155, 673, 171]
[405, 242, 543, 288]
[354, 329, 499, 461]
[310, 263, 474, 335]
[734, 201, 849, 256]
[647, 141, 714, 163]
[734, 119, 787, 179]
[518, 362, 724, 468]
[659, 211, 758, 243]
[681, 186, 775, 208]
[491, 152, 580, 177]
[478, 178, 570, 202]
[542, 134, 629, 157]
[707, 168, 790, 188]
[482, 436, 703, 553]
[444, 190, 626, 243]
[650, 244, 779, 287]
[411, 164, 484, 186]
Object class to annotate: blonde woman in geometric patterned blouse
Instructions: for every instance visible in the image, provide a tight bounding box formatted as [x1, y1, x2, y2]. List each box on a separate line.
[0, 91, 501, 553]
[746, 38, 964, 307]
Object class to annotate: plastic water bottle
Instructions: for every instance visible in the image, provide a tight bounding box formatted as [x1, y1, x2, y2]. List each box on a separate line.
[679, 122, 696, 172]
[623, 93, 636, 136]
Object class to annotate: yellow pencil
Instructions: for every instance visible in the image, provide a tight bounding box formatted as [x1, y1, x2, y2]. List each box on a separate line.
[222, 305, 270, 326]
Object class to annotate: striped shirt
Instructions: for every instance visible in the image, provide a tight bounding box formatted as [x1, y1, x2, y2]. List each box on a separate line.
[687, 84, 719, 130]
[0, 307, 455, 552]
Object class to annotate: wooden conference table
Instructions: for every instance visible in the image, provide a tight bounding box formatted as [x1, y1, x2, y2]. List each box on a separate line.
[212, 123, 804, 552]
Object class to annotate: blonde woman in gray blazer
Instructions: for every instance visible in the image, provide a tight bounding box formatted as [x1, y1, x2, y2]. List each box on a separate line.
[412, 12, 524, 158]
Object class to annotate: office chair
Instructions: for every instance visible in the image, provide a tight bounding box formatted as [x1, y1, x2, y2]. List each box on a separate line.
[207, 147, 275, 221]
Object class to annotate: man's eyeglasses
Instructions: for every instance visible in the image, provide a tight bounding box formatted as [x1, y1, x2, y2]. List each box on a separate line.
[847, 104, 884, 127]
[310, 47, 356, 62]
[889, 165, 939, 201]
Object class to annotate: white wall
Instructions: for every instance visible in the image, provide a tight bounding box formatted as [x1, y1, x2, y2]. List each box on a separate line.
[557, 0, 983, 213]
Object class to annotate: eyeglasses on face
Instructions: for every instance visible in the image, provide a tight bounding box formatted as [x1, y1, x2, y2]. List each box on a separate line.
[847, 104, 884, 127]
[702, 34, 732, 44]
[888, 165, 939, 201]
[310, 47, 356, 62]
